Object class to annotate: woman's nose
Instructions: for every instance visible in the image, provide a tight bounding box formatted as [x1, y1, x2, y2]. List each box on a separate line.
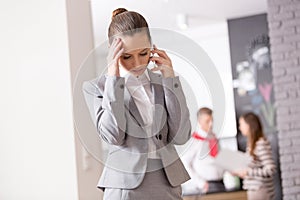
[133, 57, 142, 67]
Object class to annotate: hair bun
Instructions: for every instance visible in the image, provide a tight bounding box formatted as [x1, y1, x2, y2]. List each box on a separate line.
[112, 8, 128, 20]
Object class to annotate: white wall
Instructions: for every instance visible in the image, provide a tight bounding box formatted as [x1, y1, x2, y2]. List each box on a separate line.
[0, 1, 78, 199]
[173, 22, 238, 155]
[181, 22, 237, 138]
[66, 0, 104, 199]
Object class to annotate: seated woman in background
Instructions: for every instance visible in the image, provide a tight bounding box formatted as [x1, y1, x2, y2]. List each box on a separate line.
[234, 112, 276, 200]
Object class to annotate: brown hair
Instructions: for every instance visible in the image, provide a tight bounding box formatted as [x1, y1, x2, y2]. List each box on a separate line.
[240, 112, 265, 158]
[108, 8, 151, 44]
[197, 107, 213, 119]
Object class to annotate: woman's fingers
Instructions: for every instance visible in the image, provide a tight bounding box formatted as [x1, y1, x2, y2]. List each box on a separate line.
[115, 47, 124, 61]
[150, 44, 174, 78]
[107, 38, 123, 76]
[112, 40, 123, 59]
[150, 66, 163, 72]
[107, 38, 123, 63]
[150, 56, 164, 65]
[150, 56, 172, 68]
[108, 38, 119, 54]
[151, 49, 170, 60]
[150, 63, 175, 78]
[151, 45, 172, 66]
[152, 45, 171, 60]
[109, 39, 121, 56]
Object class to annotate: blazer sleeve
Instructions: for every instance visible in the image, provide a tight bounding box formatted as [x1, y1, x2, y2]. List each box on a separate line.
[82, 76, 126, 146]
[162, 76, 191, 145]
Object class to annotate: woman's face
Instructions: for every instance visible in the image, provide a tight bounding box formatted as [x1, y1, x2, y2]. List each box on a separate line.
[239, 117, 250, 136]
[119, 31, 151, 76]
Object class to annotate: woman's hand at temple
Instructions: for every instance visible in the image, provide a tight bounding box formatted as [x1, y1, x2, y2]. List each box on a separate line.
[107, 38, 124, 77]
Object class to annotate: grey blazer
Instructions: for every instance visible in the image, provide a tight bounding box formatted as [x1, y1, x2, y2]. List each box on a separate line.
[82, 69, 191, 190]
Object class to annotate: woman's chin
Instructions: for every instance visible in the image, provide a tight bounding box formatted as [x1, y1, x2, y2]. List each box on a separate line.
[130, 67, 146, 77]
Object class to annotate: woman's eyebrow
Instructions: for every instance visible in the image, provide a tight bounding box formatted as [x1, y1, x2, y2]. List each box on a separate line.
[123, 48, 149, 55]
[139, 48, 149, 52]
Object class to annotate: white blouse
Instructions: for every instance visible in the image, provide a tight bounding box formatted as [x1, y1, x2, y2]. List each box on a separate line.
[121, 68, 158, 159]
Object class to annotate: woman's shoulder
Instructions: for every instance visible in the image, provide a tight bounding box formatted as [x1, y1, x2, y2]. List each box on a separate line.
[256, 137, 269, 144]
[82, 75, 107, 93]
[255, 137, 271, 150]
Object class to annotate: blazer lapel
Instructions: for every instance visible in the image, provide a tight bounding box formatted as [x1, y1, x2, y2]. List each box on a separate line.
[148, 69, 164, 108]
[122, 70, 166, 134]
[148, 69, 167, 139]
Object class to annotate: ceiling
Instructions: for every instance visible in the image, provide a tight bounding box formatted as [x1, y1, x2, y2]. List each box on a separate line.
[90, 0, 267, 44]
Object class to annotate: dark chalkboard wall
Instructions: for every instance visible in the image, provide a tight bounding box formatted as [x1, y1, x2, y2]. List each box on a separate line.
[228, 13, 282, 199]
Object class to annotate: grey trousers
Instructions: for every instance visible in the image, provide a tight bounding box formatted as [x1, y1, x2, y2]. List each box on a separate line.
[103, 159, 183, 200]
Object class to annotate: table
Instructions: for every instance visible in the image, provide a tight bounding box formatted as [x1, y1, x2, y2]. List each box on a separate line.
[183, 190, 247, 200]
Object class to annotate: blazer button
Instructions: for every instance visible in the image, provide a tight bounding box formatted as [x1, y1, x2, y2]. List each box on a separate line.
[174, 83, 178, 88]
[120, 84, 124, 89]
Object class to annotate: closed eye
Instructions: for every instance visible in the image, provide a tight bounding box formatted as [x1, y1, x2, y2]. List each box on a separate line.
[123, 55, 131, 59]
[122, 50, 149, 59]
[140, 52, 148, 56]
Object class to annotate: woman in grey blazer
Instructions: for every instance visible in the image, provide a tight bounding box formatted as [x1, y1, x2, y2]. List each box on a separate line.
[83, 8, 191, 200]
